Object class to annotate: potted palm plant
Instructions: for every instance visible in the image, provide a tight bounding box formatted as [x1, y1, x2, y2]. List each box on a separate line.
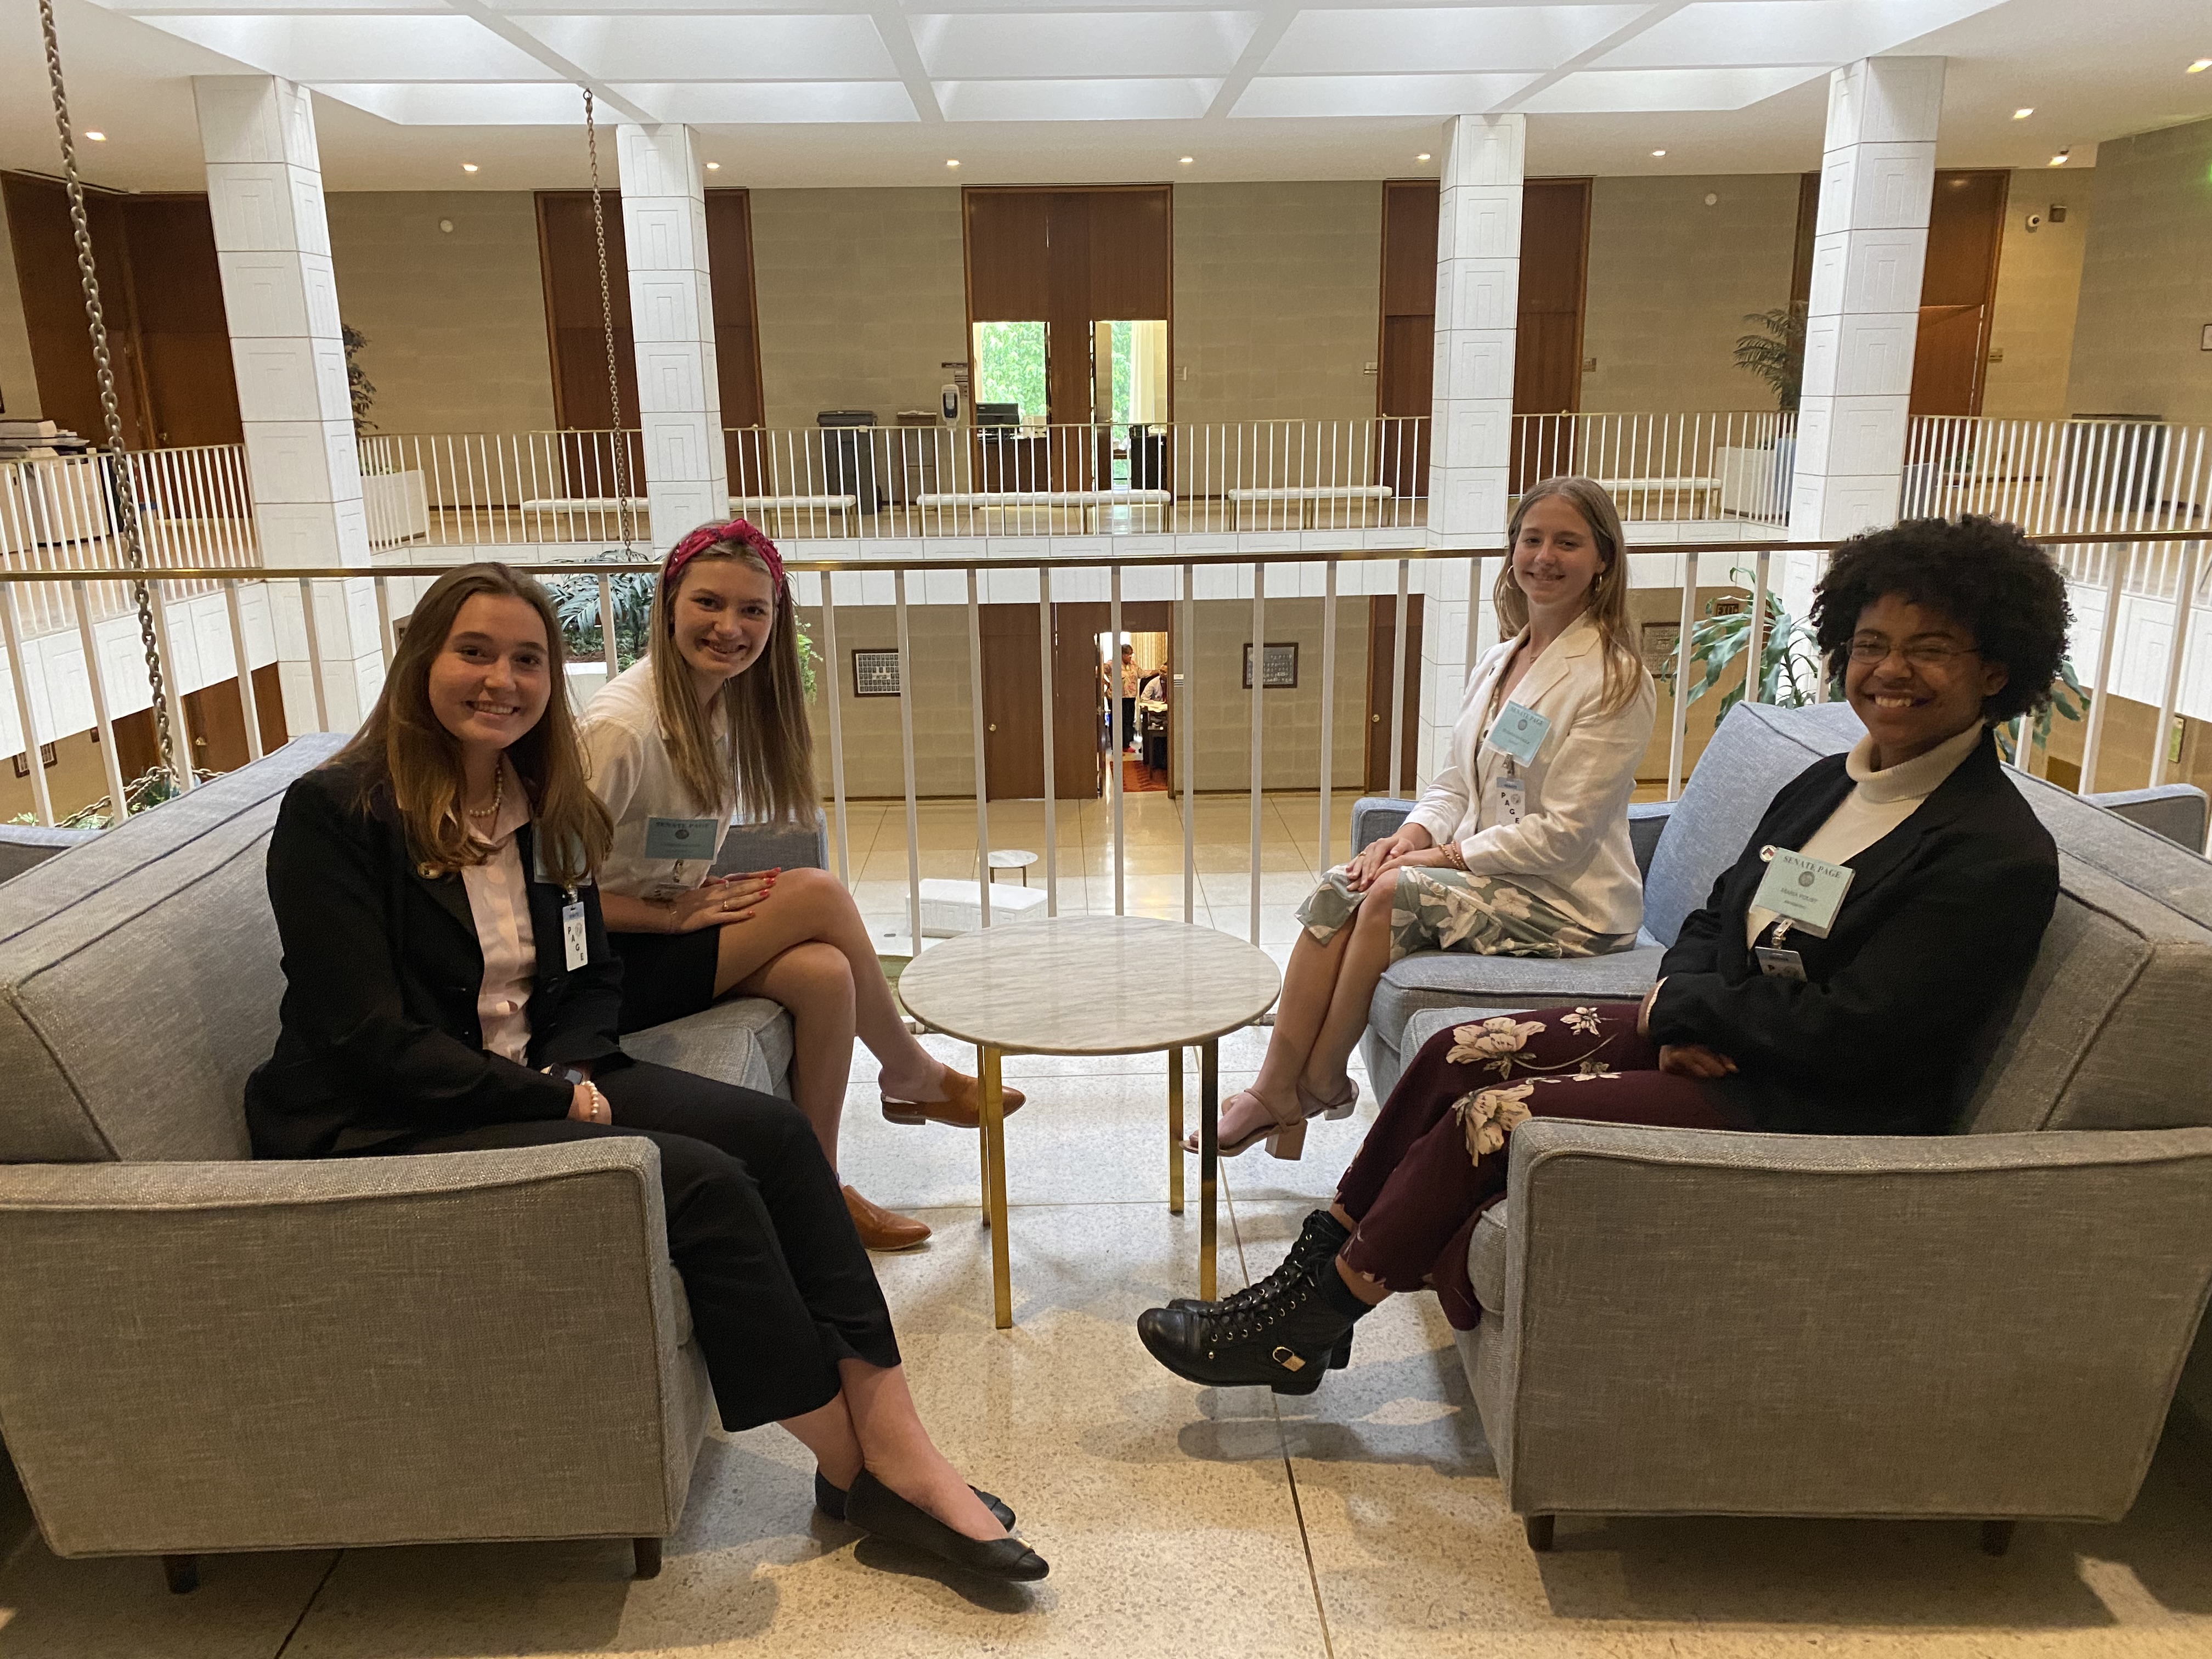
[1719, 304, 1804, 520]
[347, 324, 430, 547]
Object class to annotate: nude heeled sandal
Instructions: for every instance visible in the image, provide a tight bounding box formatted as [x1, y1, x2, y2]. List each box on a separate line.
[1192, 1090, 1310, 1160]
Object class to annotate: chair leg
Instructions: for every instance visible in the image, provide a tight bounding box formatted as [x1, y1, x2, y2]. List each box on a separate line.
[1523, 1515, 1555, 1553]
[162, 1554, 200, 1594]
[1980, 1520, 2016, 1557]
[633, 1537, 663, 1579]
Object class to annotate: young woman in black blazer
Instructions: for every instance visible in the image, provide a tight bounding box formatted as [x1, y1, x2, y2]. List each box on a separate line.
[246, 563, 1045, 1582]
[1138, 516, 2068, 1395]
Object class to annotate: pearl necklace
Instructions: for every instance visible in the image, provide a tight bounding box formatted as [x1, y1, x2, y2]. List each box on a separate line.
[465, 765, 505, 821]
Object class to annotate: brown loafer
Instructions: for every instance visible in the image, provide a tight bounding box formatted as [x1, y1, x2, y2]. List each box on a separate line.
[881, 1069, 1027, 1130]
[842, 1186, 931, 1252]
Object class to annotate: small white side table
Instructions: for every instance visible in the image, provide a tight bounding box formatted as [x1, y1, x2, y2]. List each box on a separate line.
[985, 850, 1039, 887]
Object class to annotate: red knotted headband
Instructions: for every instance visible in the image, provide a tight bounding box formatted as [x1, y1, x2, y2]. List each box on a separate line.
[663, 517, 786, 596]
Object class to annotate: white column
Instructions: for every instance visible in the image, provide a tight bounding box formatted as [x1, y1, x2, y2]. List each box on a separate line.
[1791, 57, 1944, 546]
[617, 125, 727, 543]
[1426, 112, 1522, 546]
[1420, 114, 1521, 786]
[195, 75, 381, 733]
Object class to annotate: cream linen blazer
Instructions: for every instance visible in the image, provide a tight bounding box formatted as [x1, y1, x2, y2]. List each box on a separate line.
[1401, 612, 1656, 939]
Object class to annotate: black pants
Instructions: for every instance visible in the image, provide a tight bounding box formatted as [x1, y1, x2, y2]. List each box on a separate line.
[364, 1059, 899, 1431]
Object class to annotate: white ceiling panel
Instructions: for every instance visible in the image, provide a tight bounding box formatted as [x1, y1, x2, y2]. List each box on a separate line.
[1262, 5, 1648, 76]
[1516, 65, 1821, 112]
[142, 15, 563, 81]
[912, 11, 1261, 80]
[937, 77, 1223, 121]
[1233, 71, 1538, 117]
[1594, 0, 2006, 70]
[511, 14, 898, 82]
[607, 81, 921, 122]
[312, 82, 602, 123]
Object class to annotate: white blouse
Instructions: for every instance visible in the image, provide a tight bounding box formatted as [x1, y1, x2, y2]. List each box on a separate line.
[458, 758, 536, 1065]
[577, 657, 736, 901]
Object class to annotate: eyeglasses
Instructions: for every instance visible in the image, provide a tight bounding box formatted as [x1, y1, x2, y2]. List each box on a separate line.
[1847, 639, 1980, 668]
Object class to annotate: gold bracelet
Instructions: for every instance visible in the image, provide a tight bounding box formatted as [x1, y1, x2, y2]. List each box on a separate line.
[1443, 841, 1468, 872]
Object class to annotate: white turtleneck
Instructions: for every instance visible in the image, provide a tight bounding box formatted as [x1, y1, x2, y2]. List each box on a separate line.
[1744, 719, 1987, 947]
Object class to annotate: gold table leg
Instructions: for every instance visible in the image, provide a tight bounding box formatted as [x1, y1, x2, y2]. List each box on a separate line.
[1167, 1045, 1184, 1216]
[980, 1044, 1012, 1329]
[976, 1043, 992, 1224]
[1199, 1037, 1218, 1302]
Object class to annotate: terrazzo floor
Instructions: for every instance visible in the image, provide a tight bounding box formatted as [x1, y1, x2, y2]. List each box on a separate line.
[4, 794, 2211, 1656]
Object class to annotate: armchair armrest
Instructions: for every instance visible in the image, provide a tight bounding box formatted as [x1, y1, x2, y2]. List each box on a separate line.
[1350, 796, 1418, 860]
[0, 1141, 698, 1558]
[2085, 785, 2209, 852]
[1486, 1120, 2212, 1523]
[1626, 800, 1672, 879]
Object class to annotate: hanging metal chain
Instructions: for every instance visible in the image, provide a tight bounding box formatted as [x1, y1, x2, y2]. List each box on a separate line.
[38, 0, 178, 786]
[584, 89, 636, 552]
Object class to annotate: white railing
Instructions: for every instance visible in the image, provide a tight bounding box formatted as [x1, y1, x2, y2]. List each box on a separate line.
[1903, 416, 2211, 538]
[360, 415, 1808, 550]
[356, 431, 649, 550]
[1511, 410, 1798, 527]
[0, 445, 261, 637]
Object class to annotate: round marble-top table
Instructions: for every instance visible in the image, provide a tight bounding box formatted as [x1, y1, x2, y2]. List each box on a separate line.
[984, 849, 1039, 886]
[897, 915, 1282, 1328]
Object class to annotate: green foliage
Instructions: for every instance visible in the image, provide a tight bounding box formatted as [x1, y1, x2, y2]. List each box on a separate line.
[1662, 571, 1828, 716]
[973, 320, 1048, 422]
[342, 323, 376, 435]
[1733, 303, 1807, 413]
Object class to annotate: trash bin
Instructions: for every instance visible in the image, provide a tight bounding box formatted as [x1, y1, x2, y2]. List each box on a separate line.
[818, 409, 881, 510]
[1128, 423, 1169, 490]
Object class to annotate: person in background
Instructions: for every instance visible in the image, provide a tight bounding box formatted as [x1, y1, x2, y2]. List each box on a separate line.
[247, 562, 1045, 1581]
[1137, 516, 2067, 1397]
[578, 520, 1024, 1254]
[1193, 476, 1655, 1163]
[1119, 642, 1141, 753]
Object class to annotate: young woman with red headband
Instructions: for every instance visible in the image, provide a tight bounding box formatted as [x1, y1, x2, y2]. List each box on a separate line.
[579, 520, 1024, 1254]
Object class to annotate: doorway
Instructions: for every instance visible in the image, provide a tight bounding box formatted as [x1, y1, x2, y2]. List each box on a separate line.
[1097, 626, 1170, 792]
[978, 603, 1106, 800]
[1911, 170, 2010, 417]
[1364, 594, 1425, 794]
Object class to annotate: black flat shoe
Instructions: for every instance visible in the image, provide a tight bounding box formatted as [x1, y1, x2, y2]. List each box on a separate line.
[845, 1471, 1049, 1582]
[1138, 1254, 1358, 1396]
[816, 1470, 1015, 1530]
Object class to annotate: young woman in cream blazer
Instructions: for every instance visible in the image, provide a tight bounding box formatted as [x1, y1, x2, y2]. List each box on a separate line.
[1203, 477, 1656, 1159]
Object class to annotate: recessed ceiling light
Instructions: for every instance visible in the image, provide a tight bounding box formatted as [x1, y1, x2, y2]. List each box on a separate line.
[1416, 153, 1431, 161]
[2049, 150, 2070, 166]
[1651, 149, 1667, 157]
[946, 159, 960, 168]
[2013, 108, 2034, 120]
[2189, 59, 2211, 74]
[1178, 156, 1194, 165]
[461, 162, 478, 173]
[84, 131, 105, 142]
[706, 162, 720, 171]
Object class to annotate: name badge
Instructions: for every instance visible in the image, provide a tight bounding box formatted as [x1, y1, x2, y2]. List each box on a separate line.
[1752, 848, 1854, 938]
[561, 900, 588, 972]
[644, 816, 720, 861]
[1484, 701, 1551, 766]
[1753, 945, 1807, 981]
[1496, 775, 1527, 825]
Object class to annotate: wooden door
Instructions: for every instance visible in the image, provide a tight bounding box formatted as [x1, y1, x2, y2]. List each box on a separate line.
[3, 174, 154, 447]
[125, 197, 241, 448]
[705, 189, 766, 490]
[1364, 594, 1425, 794]
[1912, 170, 2009, 417]
[1511, 178, 1591, 490]
[1377, 180, 1437, 500]
[535, 191, 643, 499]
[978, 603, 1108, 800]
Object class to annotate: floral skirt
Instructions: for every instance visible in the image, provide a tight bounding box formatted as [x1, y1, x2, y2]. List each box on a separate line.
[1334, 1002, 1750, 1329]
[1295, 865, 1632, 962]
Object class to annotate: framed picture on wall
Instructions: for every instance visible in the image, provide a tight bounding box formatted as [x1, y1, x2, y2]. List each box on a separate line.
[10, 743, 56, 780]
[1243, 642, 1299, 690]
[1639, 622, 1681, 675]
[851, 650, 902, 697]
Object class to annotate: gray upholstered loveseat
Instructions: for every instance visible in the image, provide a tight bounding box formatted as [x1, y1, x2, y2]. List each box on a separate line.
[1358, 701, 2212, 1548]
[0, 737, 798, 1587]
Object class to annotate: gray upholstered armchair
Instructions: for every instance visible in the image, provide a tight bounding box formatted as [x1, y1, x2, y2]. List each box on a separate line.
[1361, 702, 2212, 1548]
[0, 738, 795, 1588]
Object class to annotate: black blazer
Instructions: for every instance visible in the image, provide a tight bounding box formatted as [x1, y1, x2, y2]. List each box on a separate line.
[245, 759, 625, 1160]
[1649, 731, 2058, 1136]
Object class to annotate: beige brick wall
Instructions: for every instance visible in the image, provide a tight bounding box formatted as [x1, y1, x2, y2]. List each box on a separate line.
[751, 188, 968, 432]
[1579, 174, 1801, 415]
[326, 192, 557, 436]
[1171, 182, 1382, 431]
[1982, 168, 2094, 420]
[2066, 116, 2212, 426]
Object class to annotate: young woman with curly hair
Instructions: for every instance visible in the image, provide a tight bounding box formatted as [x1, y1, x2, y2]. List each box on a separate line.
[1138, 515, 2071, 1396]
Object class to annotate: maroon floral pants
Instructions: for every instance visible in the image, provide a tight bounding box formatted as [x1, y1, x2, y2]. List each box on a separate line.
[1336, 1001, 1748, 1329]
